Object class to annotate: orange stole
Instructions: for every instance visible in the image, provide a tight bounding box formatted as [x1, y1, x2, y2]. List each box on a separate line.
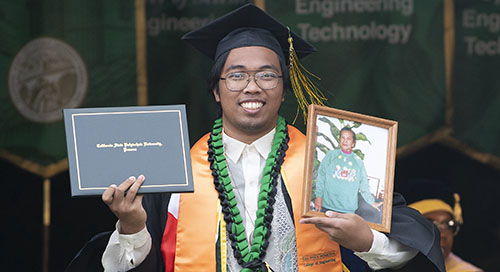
[174, 125, 342, 271]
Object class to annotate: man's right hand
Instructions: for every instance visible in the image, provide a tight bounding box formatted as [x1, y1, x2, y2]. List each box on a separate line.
[102, 175, 147, 234]
[299, 210, 374, 252]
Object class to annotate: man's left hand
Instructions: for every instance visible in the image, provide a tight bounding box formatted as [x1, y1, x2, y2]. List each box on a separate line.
[299, 210, 373, 252]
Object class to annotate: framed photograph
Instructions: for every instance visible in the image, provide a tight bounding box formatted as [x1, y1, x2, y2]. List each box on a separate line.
[302, 105, 398, 232]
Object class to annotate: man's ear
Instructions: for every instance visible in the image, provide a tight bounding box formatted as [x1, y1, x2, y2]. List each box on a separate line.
[213, 88, 220, 102]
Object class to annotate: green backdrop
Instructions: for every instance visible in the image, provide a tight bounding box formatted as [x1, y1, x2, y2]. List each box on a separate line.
[0, 0, 137, 168]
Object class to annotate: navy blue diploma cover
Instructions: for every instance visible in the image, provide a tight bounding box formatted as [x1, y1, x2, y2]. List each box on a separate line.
[63, 105, 194, 197]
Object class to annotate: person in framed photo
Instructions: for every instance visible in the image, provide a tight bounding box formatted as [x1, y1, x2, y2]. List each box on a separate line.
[314, 127, 381, 216]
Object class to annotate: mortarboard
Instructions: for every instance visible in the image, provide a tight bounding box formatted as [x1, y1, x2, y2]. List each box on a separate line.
[182, 3, 327, 122]
[181, 3, 315, 61]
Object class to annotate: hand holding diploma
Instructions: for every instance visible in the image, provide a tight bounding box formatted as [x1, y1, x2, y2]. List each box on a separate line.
[102, 175, 147, 234]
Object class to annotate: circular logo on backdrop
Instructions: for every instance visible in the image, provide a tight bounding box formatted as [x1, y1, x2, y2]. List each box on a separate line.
[8, 37, 88, 123]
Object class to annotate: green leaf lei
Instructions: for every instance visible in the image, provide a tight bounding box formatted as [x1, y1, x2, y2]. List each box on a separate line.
[208, 116, 289, 271]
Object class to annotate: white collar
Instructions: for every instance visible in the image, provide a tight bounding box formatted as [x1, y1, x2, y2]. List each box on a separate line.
[222, 128, 276, 164]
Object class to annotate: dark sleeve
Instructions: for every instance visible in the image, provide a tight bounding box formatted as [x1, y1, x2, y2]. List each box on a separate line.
[129, 192, 171, 272]
[339, 192, 446, 272]
[280, 180, 444, 272]
[382, 192, 445, 272]
[65, 193, 171, 272]
[65, 231, 112, 272]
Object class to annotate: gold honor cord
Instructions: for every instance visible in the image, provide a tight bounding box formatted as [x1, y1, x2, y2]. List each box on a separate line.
[287, 27, 328, 124]
[220, 205, 228, 272]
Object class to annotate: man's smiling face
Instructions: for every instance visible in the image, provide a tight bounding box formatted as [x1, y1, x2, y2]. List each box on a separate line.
[213, 46, 284, 143]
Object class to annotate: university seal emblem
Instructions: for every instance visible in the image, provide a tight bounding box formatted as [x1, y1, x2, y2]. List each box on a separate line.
[8, 37, 88, 123]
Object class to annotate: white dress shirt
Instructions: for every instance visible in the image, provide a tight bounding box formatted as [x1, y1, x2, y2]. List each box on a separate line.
[223, 128, 275, 239]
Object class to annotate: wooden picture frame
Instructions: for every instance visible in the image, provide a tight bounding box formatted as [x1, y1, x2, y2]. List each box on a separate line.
[302, 105, 398, 233]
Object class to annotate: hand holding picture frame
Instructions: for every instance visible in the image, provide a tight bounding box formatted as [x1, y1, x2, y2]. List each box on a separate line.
[302, 105, 398, 233]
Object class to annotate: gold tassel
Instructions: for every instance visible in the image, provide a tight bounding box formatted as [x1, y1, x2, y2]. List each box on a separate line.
[265, 262, 272, 271]
[288, 27, 328, 124]
[453, 193, 463, 225]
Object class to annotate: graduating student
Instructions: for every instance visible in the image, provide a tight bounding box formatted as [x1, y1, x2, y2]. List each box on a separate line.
[67, 4, 445, 272]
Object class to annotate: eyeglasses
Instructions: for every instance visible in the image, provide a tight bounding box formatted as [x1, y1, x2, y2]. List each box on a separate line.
[431, 219, 460, 235]
[220, 70, 283, 91]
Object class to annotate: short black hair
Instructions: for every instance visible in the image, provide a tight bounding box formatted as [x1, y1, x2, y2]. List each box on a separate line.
[207, 51, 230, 118]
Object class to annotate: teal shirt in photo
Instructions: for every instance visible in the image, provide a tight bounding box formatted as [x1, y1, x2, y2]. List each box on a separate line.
[316, 149, 374, 213]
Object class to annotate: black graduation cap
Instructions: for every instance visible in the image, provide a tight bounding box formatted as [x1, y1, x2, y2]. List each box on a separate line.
[181, 3, 316, 62]
[181, 3, 327, 123]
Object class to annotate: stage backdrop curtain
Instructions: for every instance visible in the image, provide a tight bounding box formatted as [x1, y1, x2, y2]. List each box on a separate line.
[453, 0, 500, 159]
[0, 0, 138, 176]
